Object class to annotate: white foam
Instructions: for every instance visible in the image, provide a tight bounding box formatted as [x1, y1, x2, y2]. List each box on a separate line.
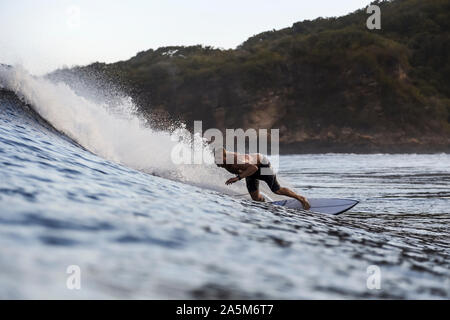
[0, 65, 249, 196]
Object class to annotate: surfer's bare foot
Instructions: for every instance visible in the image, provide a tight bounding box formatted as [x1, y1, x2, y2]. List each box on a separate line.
[298, 196, 311, 210]
[274, 187, 310, 209]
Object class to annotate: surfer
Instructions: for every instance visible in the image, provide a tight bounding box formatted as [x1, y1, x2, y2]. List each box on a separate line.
[214, 148, 311, 209]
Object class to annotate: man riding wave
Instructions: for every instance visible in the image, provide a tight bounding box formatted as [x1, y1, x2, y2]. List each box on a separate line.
[214, 148, 311, 209]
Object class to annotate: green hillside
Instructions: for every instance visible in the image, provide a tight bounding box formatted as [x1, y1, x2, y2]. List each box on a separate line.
[52, 0, 450, 153]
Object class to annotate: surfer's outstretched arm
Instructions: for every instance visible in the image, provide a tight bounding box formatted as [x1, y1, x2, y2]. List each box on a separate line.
[225, 163, 258, 185]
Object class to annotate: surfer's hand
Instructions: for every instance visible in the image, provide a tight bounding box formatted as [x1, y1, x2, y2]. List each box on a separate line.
[300, 197, 311, 210]
[225, 177, 240, 185]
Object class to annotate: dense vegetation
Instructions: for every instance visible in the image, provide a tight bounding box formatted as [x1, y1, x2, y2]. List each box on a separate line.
[52, 0, 450, 153]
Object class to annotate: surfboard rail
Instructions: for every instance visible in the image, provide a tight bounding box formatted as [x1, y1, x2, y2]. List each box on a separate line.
[271, 198, 359, 215]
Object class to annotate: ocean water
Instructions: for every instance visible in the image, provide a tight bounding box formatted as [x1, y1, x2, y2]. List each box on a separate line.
[0, 65, 449, 299]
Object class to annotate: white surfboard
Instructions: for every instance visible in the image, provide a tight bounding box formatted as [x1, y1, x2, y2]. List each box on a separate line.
[271, 198, 359, 215]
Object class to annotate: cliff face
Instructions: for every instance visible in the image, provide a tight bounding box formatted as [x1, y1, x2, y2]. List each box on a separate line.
[51, 0, 450, 153]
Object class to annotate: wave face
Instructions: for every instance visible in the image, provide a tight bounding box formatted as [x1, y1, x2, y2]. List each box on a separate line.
[0, 65, 449, 299]
[0, 65, 253, 195]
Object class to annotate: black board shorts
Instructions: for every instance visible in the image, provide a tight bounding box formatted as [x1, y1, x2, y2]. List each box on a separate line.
[245, 164, 281, 193]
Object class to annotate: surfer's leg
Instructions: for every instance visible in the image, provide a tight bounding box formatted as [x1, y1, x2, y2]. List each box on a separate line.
[261, 172, 281, 193]
[249, 190, 265, 202]
[246, 177, 265, 201]
[275, 187, 310, 210]
[261, 174, 310, 209]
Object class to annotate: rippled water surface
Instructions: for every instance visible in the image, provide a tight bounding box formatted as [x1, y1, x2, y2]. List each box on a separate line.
[0, 75, 449, 299]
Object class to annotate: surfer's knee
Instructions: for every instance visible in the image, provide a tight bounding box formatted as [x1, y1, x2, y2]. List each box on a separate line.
[250, 191, 265, 202]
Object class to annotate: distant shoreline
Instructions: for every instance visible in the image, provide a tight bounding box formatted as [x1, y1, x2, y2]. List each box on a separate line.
[279, 142, 450, 155]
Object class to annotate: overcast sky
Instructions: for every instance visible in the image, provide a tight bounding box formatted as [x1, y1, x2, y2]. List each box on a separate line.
[0, 0, 372, 75]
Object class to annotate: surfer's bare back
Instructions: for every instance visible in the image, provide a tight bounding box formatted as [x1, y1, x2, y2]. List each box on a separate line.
[214, 148, 311, 210]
